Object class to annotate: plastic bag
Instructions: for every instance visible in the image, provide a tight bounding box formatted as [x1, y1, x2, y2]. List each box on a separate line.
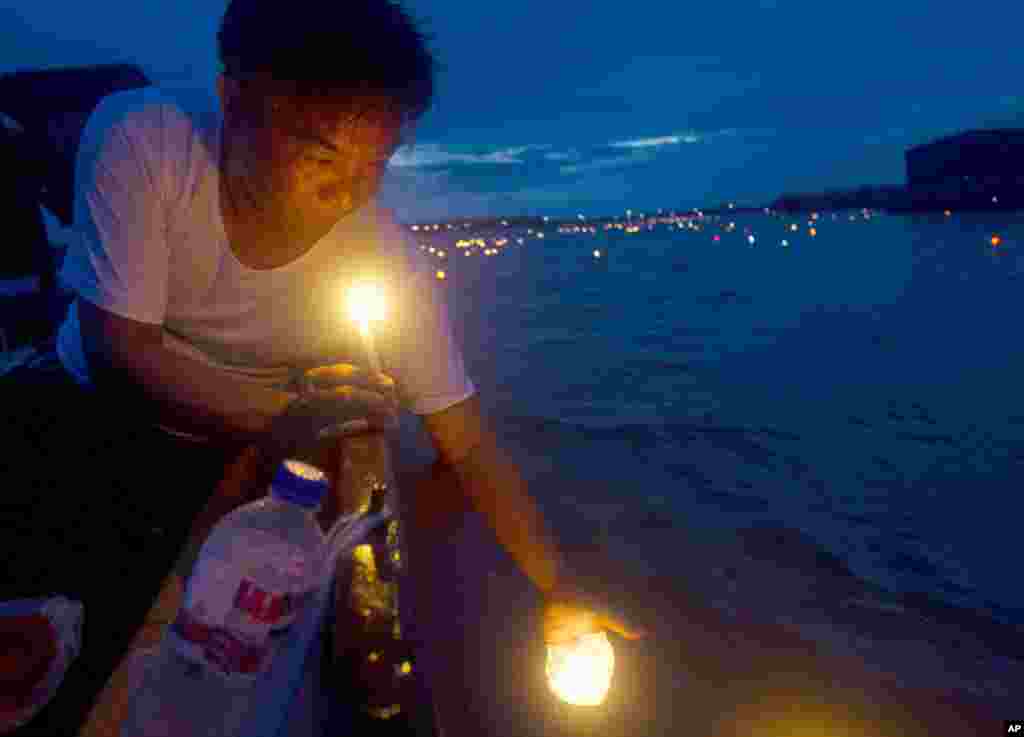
[0, 596, 84, 734]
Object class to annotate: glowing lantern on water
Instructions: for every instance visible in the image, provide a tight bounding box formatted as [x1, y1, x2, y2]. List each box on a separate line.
[991, 235, 1002, 247]
[546, 632, 615, 706]
[713, 235, 721, 242]
[809, 227, 817, 237]
[593, 249, 602, 258]
[436, 270, 447, 280]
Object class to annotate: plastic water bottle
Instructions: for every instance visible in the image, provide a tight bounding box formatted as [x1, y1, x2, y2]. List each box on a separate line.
[121, 459, 329, 737]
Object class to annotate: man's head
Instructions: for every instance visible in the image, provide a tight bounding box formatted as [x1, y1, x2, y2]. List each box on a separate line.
[214, 0, 437, 236]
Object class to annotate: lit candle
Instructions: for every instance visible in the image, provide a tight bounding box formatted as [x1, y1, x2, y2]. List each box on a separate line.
[346, 283, 387, 375]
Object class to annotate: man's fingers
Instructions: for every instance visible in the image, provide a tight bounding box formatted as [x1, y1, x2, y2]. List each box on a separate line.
[306, 364, 395, 392]
[301, 386, 399, 434]
[317, 419, 371, 439]
[305, 363, 360, 381]
[305, 387, 398, 415]
[600, 613, 647, 640]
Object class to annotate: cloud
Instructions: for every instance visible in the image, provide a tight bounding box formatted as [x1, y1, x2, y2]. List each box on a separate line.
[607, 127, 741, 149]
[559, 152, 655, 175]
[559, 127, 744, 174]
[608, 134, 696, 148]
[389, 128, 747, 174]
[390, 142, 552, 168]
[543, 149, 581, 161]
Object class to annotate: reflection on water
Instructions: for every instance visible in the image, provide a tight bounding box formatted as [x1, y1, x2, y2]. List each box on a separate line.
[433, 210, 1024, 624]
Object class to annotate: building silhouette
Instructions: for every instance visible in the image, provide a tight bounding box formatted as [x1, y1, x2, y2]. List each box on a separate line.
[904, 129, 1024, 210]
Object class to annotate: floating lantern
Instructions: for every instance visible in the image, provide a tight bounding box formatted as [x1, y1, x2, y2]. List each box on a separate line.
[546, 632, 615, 707]
[991, 235, 1002, 247]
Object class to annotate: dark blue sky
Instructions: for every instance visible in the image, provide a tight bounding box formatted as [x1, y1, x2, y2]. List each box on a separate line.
[3, 0, 1022, 220]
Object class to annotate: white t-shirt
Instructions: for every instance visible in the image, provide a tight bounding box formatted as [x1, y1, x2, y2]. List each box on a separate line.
[56, 85, 475, 442]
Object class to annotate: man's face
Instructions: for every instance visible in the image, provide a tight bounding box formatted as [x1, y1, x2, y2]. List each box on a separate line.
[217, 74, 404, 239]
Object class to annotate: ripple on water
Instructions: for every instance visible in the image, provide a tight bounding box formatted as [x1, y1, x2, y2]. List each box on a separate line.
[883, 549, 943, 579]
[696, 486, 773, 513]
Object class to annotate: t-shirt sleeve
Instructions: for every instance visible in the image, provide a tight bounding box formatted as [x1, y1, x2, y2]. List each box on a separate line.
[59, 91, 171, 325]
[380, 225, 476, 416]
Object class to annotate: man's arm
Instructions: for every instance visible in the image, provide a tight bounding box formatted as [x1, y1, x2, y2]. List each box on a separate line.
[422, 394, 567, 596]
[79, 298, 295, 455]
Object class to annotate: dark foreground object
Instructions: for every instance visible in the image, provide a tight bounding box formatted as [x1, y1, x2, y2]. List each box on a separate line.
[0, 360, 228, 736]
[0, 353, 1006, 735]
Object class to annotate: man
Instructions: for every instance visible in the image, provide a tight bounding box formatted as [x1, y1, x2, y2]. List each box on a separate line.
[4, 0, 644, 732]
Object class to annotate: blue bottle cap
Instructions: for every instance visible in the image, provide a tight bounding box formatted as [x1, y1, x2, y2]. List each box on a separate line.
[271, 459, 329, 509]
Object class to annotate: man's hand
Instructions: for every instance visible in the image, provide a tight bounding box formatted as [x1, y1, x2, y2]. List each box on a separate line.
[299, 363, 398, 437]
[260, 364, 398, 463]
[297, 364, 396, 399]
[542, 588, 648, 646]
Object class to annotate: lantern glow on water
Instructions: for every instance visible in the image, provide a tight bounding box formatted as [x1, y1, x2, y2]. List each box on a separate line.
[545, 632, 615, 706]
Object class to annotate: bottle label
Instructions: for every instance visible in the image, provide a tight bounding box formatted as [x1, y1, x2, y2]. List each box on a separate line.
[174, 577, 291, 676]
[172, 606, 269, 676]
[233, 579, 292, 625]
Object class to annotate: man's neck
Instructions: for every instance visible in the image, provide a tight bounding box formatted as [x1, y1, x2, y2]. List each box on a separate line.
[220, 174, 309, 270]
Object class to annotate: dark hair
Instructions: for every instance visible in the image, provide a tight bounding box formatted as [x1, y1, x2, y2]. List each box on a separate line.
[217, 0, 439, 130]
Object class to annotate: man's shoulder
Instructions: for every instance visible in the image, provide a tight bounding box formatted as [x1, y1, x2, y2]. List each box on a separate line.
[88, 84, 217, 152]
[363, 203, 425, 271]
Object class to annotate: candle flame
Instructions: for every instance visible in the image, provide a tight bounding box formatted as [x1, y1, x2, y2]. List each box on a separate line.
[545, 632, 614, 706]
[346, 283, 387, 335]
